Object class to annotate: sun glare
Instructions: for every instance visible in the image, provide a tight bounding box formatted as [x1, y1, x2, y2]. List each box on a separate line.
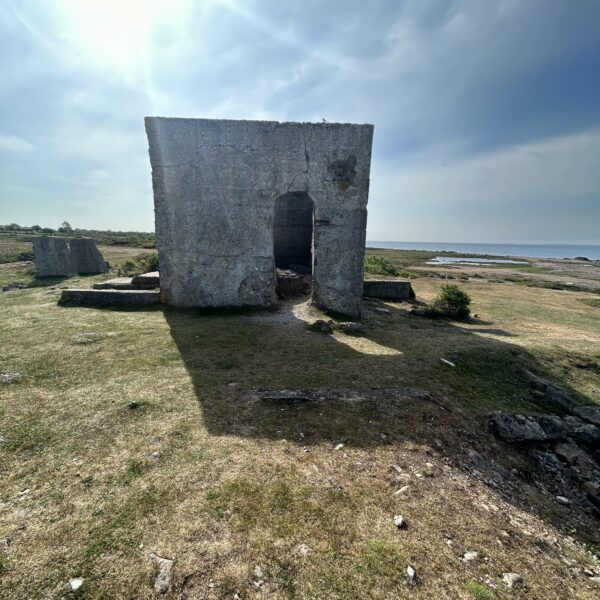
[60, 0, 175, 78]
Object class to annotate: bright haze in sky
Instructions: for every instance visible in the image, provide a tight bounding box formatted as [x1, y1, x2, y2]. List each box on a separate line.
[1, 0, 599, 244]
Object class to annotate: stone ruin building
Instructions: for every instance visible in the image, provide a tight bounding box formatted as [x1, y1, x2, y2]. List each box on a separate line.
[145, 117, 374, 317]
[33, 236, 108, 277]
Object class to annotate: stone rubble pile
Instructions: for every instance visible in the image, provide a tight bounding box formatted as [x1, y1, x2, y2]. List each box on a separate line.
[489, 409, 600, 515]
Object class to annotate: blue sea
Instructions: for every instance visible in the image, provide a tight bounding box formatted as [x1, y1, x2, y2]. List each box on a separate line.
[366, 241, 600, 261]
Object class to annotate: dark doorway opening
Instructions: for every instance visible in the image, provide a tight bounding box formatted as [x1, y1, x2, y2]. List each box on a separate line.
[273, 192, 313, 297]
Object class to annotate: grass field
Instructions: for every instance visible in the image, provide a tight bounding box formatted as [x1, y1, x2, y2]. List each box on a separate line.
[1, 247, 599, 598]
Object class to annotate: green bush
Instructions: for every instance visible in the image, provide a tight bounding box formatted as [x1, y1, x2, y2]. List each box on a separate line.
[426, 284, 471, 320]
[365, 255, 400, 276]
[117, 253, 159, 277]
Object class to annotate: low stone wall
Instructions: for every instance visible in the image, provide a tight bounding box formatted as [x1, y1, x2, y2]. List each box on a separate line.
[363, 279, 413, 300]
[59, 289, 160, 308]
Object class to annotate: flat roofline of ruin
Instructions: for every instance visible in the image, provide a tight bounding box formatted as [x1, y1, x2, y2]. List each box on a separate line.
[144, 116, 374, 128]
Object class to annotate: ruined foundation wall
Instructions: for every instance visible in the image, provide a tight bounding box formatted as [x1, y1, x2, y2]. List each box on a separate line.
[145, 118, 373, 317]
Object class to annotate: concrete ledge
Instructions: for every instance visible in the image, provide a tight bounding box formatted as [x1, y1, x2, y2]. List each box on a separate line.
[363, 279, 413, 300]
[131, 271, 160, 289]
[93, 277, 136, 290]
[59, 289, 161, 307]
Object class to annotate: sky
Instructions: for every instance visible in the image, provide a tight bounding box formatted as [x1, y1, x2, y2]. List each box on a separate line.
[1, 0, 599, 244]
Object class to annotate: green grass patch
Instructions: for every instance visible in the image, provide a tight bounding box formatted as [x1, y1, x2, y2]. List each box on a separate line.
[467, 580, 493, 598]
[580, 297, 600, 308]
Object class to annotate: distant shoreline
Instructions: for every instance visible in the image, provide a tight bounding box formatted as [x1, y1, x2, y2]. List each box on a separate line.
[366, 241, 600, 261]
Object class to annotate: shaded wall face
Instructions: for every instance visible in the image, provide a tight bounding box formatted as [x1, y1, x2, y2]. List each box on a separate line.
[274, 193, 312, 270]
[145, 118, 373, 317]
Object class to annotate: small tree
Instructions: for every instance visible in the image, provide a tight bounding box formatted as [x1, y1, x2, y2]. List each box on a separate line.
[58, 221, 73, 234]
[426, 284, 471, 320]
[31, 224, 42, 231]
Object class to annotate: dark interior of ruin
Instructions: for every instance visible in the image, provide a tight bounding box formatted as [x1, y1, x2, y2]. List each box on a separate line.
[274, 192, 313, 270]
[273, 192, 313, 296]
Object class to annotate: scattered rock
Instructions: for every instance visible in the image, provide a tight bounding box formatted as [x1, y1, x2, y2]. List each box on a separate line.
[393, 515, 406, 529]
[328, 478, 343, 492]
[69, 577, 84, 592]
[335, 321, 364, 335]
[581, 480, 599, 498]
[334, 443, 344, 451]
[73, 332, 102, 345]
[468, 449, 487, 470]
[149, 552, 174, 595]
[463, 551, 479, 562]
[254, 565, 264, 578]
[373, 306, 391, 314]
[502, 572, 523, 588]
[572, 405, 600, 427]
[2, 283, 25, 292]
[151, 451, 161, 460]
[395, 485, 410, 495]
[440, 358, 455, 367]
[554, 441, 583, 465]
[562, 416, 600, 448]
[491, 465, 511, 482]
[293, 543, 311, 557]
[532, 389, 546, 399]
[556, 495, 571, 505]
[488, 412, 547, 443]
[127, 401, 139, 410]
[1, 372, 21, 384]
[406, 565, 417, 585]
[308, 319, 334, 334]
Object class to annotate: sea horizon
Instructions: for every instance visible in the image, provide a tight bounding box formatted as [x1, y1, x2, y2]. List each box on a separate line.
[366, 241, 600, 261]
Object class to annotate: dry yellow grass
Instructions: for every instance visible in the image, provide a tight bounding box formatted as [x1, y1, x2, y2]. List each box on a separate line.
[0, 254, 599, 598]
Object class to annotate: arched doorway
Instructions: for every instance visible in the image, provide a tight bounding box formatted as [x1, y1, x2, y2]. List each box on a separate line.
[273, 192, 313, 297]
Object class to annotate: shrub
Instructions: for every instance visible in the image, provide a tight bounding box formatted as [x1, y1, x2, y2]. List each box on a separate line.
[426, 284, 471, 320]
[365, 255, 400, 276]
[117, 253, 159, 277]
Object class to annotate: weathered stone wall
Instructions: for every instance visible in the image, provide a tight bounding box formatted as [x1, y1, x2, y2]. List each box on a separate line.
[33, 237, 75, 277]
[70, 238, 108, 274]
[145, 118, 373, 317]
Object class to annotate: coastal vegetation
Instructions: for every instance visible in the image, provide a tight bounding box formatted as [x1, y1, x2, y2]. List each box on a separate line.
[1, 244, 599, 597]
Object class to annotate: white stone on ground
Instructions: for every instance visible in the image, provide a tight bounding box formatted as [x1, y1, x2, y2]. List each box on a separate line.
[502, 573, 523, 588]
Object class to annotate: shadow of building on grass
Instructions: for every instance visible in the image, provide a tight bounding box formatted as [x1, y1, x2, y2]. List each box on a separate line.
[164, 299, 600, 549]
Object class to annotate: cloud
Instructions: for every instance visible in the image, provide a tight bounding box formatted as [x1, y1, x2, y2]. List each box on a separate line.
[369, 127, 600, 243]
[0, 0, 599, 240]
[0, 133, 34, 152]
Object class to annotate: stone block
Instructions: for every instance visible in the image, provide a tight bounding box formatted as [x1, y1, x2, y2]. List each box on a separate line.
[70, 238, 109, 274]
[32, 236, 75, 277]
[93, 277, 135, 290]
[58, 289, 160, 307]
[363, 279, 413, 300]
[145, 117, 373, 318]
[131, 271, 160, 288]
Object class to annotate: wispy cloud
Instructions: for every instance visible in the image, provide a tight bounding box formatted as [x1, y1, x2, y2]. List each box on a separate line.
[0, 134, 34, 152]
